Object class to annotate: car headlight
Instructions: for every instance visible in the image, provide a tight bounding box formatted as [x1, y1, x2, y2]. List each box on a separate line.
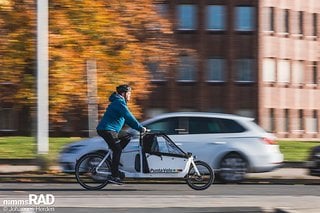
[314, 152, 320, 158]
[61, 144, 85, 154]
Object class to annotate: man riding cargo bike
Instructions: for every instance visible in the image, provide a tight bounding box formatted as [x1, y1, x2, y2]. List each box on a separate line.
[96, 84, 146, 184]
[75, 84, 214, 190]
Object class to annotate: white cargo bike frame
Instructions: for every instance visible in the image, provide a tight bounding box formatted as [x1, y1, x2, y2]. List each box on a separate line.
[75, 131, 214, 190]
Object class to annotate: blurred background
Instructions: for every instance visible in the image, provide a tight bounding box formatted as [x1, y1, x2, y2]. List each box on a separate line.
[0, 0, 319, 165]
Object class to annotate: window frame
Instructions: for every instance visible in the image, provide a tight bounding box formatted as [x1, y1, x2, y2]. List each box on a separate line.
[206, 58, 226, 82]
[177, 4, 197, 31]
[176, 55, 197, 82]
[263, 7, 275, 32]
[235, 6, 255, 32]
[277, 59, 290, 83]
[206, 5, 226, 31]
[235, 58, 256, 83]
[298, 11, 304, 35]
[146, 61, 167, 82]
[263, 58, 276, 82]
[292, 60, 304, 85]
[0, 107, 16, 131]
[312, 13, 318, 37]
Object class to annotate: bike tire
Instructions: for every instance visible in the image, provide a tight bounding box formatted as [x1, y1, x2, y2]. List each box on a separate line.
[75, 153, 110, 190]
[186, 160, 214, 190]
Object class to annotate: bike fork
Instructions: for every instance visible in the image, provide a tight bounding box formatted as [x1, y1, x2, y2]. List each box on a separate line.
[191, 160, 201, 176]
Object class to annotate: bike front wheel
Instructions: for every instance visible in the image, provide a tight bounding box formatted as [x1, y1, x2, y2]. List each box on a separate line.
[186, 160, 214, 190]
[75, 153, 110, 190]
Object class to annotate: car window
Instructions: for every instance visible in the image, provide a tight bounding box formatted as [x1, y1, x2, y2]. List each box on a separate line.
[188, 117, 246, 134]
[145, 118, 179, 135]
[218, 118, 246, 133]
[189, 117, 220, 134]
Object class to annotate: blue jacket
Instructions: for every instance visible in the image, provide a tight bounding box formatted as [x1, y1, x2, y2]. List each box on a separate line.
[96, 92, 144, 132]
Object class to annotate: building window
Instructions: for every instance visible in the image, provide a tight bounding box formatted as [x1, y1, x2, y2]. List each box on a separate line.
[266, 108, 275, 132]
[146, 62, 166, 81]
[263, 58, 276, 82]
[313, 110, 319, 132]
[270, 108, 275, 132]
[235, 6, 255, 31]
[292, 60, 304, 85]
[155, 4, 169, 18]
[279, 9, 289, 33]
[306, 110, 318, 133]
[263, 7, 274, 31]
[284, 9, 290, 33]
[284, 109, 289, 132]
[206, 58, 225, 82]
[0, 107, 15, 130]
[177, 56, 196, 82]
[206, 5, 226, 31]
[298, 11, 304, 35]
[312, 13, 318, 37]
[298, 109, 304, 130]
[235, 59, 255, 82]
[312, 62, 318, 84]
[177, 4, 197, 30]
[277, 59, 290, 83]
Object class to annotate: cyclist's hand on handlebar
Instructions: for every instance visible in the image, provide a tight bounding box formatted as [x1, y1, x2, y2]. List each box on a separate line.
[141, 127, 147, 133]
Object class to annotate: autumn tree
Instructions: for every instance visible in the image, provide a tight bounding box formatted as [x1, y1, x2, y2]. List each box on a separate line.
[0, 0, 178, 133]
[0, 0, 36, 107]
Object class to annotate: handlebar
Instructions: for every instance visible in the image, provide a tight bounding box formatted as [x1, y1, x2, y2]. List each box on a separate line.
[140, 128, 151, 137]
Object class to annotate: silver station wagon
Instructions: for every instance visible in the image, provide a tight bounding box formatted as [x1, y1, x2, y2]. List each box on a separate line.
[59, 112, 283, 183]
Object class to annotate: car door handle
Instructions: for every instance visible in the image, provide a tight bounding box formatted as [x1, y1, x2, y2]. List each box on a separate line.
[174, 129, 188, 134]
[174, 128, 186, 131]
[210, 141, 226, 145]
[175, 143, 183, 146]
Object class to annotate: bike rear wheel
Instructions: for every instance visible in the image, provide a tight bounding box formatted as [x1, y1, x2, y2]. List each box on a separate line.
[75, 153, 110, 190]
[186, 160, 214, 190]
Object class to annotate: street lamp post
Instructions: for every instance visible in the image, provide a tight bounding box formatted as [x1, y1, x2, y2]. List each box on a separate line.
[37, 0, 49, 154]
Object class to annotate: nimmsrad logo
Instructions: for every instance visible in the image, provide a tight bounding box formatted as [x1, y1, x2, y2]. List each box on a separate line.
[2, 194, 55, 213]
[150, 168, 180, 173]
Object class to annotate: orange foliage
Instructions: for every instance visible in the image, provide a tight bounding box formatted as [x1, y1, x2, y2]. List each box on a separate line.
[0, 0, 178, 127]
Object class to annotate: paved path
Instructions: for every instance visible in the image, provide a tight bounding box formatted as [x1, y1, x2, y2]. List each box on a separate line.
[0, 184, 319, 213]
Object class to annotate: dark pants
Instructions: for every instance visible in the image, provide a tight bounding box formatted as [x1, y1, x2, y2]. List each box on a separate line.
[97, 130, 131, 177]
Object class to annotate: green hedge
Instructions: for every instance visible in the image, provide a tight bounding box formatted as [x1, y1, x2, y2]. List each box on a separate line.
[0, 137, 319, 162]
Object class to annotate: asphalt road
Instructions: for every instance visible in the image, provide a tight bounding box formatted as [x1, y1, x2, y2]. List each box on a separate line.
[0, 183, 319, 213]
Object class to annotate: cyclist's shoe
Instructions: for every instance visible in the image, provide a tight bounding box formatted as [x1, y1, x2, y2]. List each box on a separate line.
[108, 176, 123, 185]
[119, 171, 125, 180]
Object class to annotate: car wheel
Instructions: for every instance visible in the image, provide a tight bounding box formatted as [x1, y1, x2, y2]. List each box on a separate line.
[218, 152, 248, 183]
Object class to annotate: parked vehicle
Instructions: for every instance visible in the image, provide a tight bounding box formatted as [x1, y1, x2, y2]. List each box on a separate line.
[59, 112, 283, 183]
[306, 145, 320, 176]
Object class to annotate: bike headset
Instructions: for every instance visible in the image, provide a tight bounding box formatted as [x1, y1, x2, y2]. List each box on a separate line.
[116, 84, 131, 94]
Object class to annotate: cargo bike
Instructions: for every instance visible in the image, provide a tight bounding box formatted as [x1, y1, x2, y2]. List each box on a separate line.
[75, 130, 214, 190]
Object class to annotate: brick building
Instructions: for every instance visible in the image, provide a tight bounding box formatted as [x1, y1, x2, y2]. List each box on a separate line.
[1, 0, 319, 138]
[141, 0, 320, 139]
